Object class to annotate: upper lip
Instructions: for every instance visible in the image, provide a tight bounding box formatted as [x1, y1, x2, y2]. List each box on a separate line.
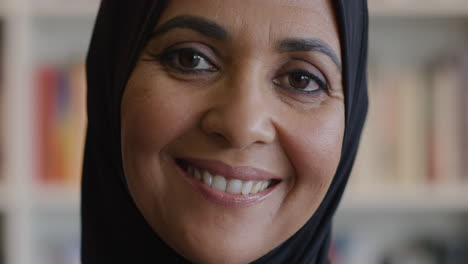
[180, 157, 281, 182]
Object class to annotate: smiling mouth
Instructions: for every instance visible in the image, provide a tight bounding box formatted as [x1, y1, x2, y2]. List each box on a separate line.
[175, 158, 281, 196]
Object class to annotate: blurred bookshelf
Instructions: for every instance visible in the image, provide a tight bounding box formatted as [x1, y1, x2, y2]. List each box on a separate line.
[0, 0, 96, 264]
[333, 1, 468, 263]
[0, 0, 466, 264]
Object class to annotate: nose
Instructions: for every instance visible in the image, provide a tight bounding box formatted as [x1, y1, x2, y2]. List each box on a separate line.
[200, 71, 276, 150]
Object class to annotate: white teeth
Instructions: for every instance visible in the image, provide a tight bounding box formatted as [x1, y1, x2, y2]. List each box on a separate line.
[187, 165, 275, 195]
[203, 171, 213, 186]
[251, 181, 263, 194]
[227, 179, 243, 194]
[241, 181, 253, 195]
[193, 169, 202, 180]
[260, 181, 269, 191]
[212, 175, 227, 192]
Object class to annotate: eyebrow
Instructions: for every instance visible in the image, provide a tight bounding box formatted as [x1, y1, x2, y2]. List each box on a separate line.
[151, 15, 341, 71]
[151, 15, 229, 41]
[277, 38, 342, 72]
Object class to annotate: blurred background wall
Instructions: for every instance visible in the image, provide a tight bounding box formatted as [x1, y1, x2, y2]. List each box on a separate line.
[0, 0, 467, 263]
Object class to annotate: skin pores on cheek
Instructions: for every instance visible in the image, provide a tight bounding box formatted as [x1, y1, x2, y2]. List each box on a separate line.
[120, 0, 344, 263]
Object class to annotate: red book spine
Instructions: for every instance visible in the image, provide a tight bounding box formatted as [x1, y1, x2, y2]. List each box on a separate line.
[36, 65, 58, 183]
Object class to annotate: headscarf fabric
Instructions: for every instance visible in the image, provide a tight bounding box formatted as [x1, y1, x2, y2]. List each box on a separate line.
[81, 1, 368, 263]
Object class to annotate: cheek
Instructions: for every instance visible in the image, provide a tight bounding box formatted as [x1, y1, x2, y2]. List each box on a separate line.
[280, 104, 345, 194]
[120, 70, 206, 226]
[270, 101, 345, 240]
[120, 70, 199, 203]
[121, 74, 195, 156]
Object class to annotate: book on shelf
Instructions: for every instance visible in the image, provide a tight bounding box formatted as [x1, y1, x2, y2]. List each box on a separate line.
[350, 50, 468, 189]
[351, 65, 427, 188]
[35, 61, 86, 187]
[351, 63, 400, 187]
[427, 55, 467, 184]
[395, 67, 428, 186]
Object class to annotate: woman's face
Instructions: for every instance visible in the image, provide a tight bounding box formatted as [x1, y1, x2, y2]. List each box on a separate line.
[121, 0, 344, 263]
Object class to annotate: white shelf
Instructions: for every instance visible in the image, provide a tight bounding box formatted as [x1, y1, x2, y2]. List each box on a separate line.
[32, 184, 80, 211]
[32, 4, 99, 18]
[10, 182, 466, 213]
[370, 2, 468, 17]
[0, 182, 79, 213]
[0, 2, 99, 18]
[340, 183, 468, 212]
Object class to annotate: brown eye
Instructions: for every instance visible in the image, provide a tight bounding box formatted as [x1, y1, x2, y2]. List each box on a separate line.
[162, 48, 217, 72]
[179, 49, 202, 68]
[273, 70, 327, 94]
[289, 71, 311, 89]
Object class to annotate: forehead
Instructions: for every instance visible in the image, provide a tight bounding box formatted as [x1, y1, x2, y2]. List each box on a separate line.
[158, 0, 341, 58]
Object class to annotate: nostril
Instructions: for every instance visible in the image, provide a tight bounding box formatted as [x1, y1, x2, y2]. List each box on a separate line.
[210, 131, 231, 146]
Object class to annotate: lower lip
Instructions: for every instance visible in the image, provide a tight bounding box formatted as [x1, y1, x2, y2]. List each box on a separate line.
[174, 160, 278, 208]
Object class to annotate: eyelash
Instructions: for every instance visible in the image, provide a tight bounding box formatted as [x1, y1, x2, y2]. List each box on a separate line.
[156, 47, 328, 94]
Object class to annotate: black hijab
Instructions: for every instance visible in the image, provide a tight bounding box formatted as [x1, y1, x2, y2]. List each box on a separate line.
[81, 1, 368, 263]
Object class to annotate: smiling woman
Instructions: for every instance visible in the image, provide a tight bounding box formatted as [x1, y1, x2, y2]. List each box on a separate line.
[82, 1, 368, 264]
